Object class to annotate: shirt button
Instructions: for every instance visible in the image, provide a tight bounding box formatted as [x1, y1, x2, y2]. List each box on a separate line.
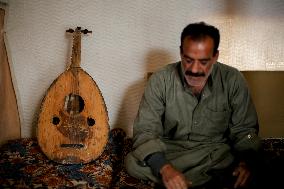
[194, 121, 198, 125]
[138, 161, 147, 167]
[247, 134, 252, 139]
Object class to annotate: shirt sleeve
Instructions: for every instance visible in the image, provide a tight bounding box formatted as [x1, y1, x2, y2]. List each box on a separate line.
[131, 72, 167, 161]
[146, 152, 169, 177]
[228, 71, 262, 153]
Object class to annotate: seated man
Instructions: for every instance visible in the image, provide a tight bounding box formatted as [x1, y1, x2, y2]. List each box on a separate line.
[125, 22, 262, 189]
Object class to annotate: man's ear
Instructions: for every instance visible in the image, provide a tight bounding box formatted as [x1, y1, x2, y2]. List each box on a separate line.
[179, 46, 183, 58]
[213, 50, 219, 63]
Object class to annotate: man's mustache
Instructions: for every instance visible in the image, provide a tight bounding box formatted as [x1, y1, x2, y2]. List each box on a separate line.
[185, 71, 205, 77]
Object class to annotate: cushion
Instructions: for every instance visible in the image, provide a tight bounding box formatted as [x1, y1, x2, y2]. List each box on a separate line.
[0, 128, 126, 188]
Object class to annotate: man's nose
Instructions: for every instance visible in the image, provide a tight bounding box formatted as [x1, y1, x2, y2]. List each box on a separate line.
[190, 61, 200, 73]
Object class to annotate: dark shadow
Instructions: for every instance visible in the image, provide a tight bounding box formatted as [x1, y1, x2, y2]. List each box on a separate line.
[112, 49, 175, 136]
[31, 99, 42, 137]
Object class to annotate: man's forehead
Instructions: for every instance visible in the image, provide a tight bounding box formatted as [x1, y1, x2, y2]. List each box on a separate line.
[182, 36, 214, 53]
[196, 41, 206, 51]
[183, 36, 214, 45]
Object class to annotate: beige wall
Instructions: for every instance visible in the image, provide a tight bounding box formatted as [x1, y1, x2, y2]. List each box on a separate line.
[3, 0, 284, 138]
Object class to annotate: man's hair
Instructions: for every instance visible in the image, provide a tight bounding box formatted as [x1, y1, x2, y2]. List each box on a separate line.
[180, 22, 220, 55]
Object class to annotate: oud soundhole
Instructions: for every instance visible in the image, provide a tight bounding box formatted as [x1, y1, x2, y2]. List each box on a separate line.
[64, 94, 85, 114]
[87, 117, 95, 126]
[52, 116, 60, 125]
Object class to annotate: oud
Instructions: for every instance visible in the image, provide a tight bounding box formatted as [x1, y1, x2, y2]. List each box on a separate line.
[37, 27, 109, 164]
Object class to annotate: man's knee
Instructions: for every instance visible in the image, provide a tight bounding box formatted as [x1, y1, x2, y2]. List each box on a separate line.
[125, 152, 147, 179]
[125, 152, 158, 182]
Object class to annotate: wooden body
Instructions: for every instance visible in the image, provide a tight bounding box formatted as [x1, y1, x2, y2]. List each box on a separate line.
[38, 68, 109, 164]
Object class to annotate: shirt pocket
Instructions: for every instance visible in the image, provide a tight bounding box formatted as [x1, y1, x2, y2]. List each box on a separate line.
[202, 109, 231, 135]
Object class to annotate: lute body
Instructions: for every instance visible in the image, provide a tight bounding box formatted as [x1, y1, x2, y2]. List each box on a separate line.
[37, 27, 109, 164]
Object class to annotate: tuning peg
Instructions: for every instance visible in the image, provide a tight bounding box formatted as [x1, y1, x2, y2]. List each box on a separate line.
[82, 29, 92, 34]
[66, 28, 74, 33]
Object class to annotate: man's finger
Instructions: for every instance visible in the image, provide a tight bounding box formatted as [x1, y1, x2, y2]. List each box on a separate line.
[240, 172, 250, 187]
[172, 179, 181, 189]
[174, 177, 187, 189]
[179, 179, 188, 189]
[232, 167, 240, 176]
[167, 177, 188, 189]
[234, 171, 246, 188]
[165, 180, 174, 189]
[166, 178, 181, 189]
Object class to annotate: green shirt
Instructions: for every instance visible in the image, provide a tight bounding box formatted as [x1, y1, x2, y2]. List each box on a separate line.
[131, 62, 261, 186]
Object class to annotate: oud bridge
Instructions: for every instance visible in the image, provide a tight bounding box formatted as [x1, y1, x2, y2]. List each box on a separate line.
[60, 143, 85, 148]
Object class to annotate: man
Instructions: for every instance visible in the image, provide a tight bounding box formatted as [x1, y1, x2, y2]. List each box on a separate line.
[125, 22, 261, 189]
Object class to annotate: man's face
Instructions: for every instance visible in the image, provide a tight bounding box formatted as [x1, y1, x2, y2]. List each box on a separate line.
[180, 36, 219, 88]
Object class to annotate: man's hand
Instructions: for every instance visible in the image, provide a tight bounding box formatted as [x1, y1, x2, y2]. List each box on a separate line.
[160, 164, 192, 189]
[232, 161, 251, 188]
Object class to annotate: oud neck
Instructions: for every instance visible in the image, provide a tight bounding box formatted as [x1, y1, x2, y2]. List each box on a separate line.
[67, 27, 92, 68]
[70, 32, 81, 68]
